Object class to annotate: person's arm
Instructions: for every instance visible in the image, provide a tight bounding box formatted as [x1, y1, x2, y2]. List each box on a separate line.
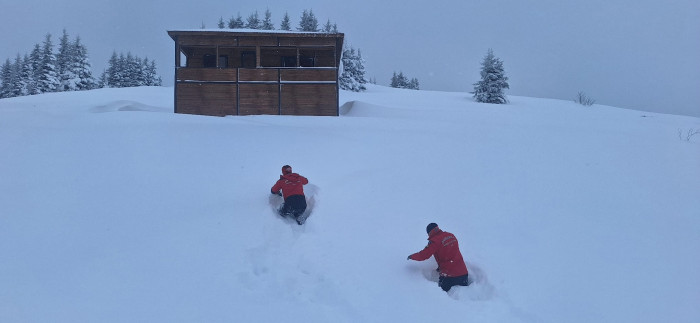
[408, 241, 438, 261]
[271, 180, 282, 195]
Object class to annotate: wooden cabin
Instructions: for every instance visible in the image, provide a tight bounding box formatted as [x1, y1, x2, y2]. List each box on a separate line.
[167, 30, 344, 116]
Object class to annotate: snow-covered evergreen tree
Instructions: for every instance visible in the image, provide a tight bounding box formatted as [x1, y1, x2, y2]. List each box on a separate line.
[408, 78, 419, 90]
[298, 9, 318, 32]
[218, 17, 225, 29]
[10, 54, 27, 97]
[72, 36, 95, 90]
[261, 9, 275, 30]
[323, 20, 333, 33]
[228, 14, 244, 29]
[0, 59, 12, 98]
[472, 49, 509, 104]
[124, 53, 141, 87]
[57, 29, 78, 92]
[246, 11, 260, 29]
[104, 52, 120, 88]
[28, 44, 42, 95]
[391, 71, 407, 89]
[96, 69, 107, 88]
[339, 46, 367, 92]
[21, 54, 36, 95]
[280, 12, 291, 31]
[143, 59, 162, 86]
[36, 33, 60, 93]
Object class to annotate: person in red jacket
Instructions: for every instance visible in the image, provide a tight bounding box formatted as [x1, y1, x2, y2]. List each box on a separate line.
[271, 165, 309, 225]
[407, 223, 469, 292]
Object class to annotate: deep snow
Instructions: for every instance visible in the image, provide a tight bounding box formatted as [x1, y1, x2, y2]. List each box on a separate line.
[1, 85, 699, 322]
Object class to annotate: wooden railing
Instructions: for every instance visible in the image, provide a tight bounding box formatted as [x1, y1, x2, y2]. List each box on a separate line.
[176, 67, 337, 83]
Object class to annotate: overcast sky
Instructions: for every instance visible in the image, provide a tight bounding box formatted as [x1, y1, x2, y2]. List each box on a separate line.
[2, 0, 699, 117]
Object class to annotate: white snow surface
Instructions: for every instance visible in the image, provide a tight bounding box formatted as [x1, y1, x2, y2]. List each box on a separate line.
[1, 85, 699, 322]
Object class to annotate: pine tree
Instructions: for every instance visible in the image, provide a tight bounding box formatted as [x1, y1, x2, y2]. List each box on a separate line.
[146, 60, 162, 86]
[37, 33, 60, 93]
[339, 47, 357, 91]
[10, 54, 26, 97]
[28, 44, 42, 95]
[391, 71, 409, 89]
[72, 36, 95, 90]
[124, 52, 140, 87]
[21, 54, 36, 95]
[390, 72, 398, 88]
[246, 11, 260, 29]
[397, 72, 407, 88]
[218, 17, 225, 29]
[280, 12, 291, 31]
[339, 46, 367, 92]
[228, 13, 244, 29]
[97, 69, 107, 88]
[105, 51, 120, 87]
[298, 9, 318, 32]
[0, 59, 12, 98]
[57, 29, 77, 92]
[323, 19, 333, 33]
[472, 49, 509, 104]
[354, 49, 367, 90]
[408, 78, 420, 90]
[261, 9, 275, 30]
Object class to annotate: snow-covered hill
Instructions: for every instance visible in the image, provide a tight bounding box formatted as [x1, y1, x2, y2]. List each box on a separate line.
[1, 85, 698, 322]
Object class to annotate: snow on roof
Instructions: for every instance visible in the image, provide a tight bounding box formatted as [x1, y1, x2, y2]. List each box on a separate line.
[167, 28, 343, 36]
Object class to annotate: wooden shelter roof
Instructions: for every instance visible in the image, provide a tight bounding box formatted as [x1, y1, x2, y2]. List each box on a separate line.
[167, 29, 344, 41]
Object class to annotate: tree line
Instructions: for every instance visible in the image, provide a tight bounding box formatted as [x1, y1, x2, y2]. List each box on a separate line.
[100, 51, 162, 88]
[391, 72, 420, 90]
[160, 9, 509, 102]
[213, 8, 338, 33]
[0, 30, 162, 99]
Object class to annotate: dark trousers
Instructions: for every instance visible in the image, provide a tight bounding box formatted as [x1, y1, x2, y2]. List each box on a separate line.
[280, 195, 307, 219]
[438, 273, 469, 292]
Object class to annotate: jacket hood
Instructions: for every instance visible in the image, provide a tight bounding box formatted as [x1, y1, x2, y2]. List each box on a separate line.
[428, 228, 443, 239]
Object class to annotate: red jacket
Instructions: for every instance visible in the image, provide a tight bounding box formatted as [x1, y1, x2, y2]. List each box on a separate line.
[271, 173, 308, 199]
[409, 229, 468, 277]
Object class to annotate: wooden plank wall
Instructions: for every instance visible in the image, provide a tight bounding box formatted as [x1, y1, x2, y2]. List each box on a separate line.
[176, 83, 236, 116]
[281, 84, 338, 116]
[239, 84, 279, 115]
[175, 68, 338, 116]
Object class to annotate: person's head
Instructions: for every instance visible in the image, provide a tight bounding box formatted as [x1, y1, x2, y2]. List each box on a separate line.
[282, 165, 292, 175]
[426, 223, 439, 235]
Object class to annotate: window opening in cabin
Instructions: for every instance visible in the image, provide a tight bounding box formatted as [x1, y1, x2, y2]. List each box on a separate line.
[218, 55, 228, 68]
[282, 56, 297, 67]
[179, 52, 187, 67]
[300, 56, 315, 67]
[203, 54, 216, 68]
[241, 51, 256, 68]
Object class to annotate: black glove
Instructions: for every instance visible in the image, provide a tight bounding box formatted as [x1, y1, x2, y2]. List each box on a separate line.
[407, 255, 412, 260]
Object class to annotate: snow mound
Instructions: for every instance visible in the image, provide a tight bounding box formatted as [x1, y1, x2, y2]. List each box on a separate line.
[90, 100, 170, 113]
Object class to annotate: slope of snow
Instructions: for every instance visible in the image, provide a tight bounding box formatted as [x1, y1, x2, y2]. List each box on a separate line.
[1, 85, 698, 322]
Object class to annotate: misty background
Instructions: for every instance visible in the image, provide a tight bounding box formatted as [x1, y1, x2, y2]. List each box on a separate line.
[1, 0, 698, 117]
